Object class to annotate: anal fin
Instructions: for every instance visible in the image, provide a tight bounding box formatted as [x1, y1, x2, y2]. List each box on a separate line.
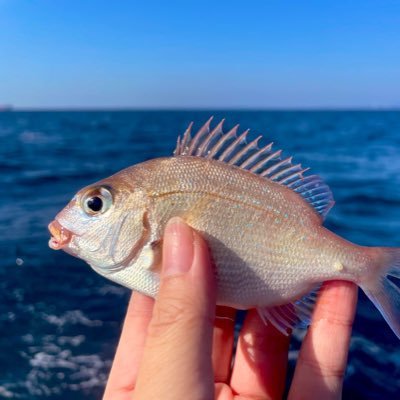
[257, 284, 322, 335]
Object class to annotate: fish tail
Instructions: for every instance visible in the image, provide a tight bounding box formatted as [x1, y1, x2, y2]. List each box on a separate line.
[361, 247, 400, 339]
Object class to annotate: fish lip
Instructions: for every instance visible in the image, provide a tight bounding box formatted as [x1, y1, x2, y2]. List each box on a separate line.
[48, 220, 73, 250]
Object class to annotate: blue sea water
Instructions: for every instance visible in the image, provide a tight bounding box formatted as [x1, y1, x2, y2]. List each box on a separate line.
[1, 110, 400, 399]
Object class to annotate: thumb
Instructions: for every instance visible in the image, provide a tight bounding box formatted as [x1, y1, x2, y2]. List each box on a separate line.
[133, 217, 216, 400]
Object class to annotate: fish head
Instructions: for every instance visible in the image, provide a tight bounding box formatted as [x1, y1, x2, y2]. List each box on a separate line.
[48, 172, 150, 272]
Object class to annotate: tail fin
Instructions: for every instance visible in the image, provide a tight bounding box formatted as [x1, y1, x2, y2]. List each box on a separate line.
[361, 248, 400, 339]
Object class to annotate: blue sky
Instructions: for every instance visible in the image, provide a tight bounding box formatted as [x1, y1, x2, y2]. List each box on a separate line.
[0, 0, 399, 108]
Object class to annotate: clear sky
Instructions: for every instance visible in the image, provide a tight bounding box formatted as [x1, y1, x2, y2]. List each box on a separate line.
[0, 0, 399, 109]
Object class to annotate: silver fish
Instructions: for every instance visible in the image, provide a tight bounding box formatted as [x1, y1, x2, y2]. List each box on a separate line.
[49, 118, 400, 337]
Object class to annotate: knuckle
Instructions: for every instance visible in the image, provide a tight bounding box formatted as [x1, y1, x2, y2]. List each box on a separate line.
[298, 353, 346, 379]
[152, 297, 190, 327]
[315, 306, 355, 327]
[147, 287, 212, 339]
[126, 304, 151, 321]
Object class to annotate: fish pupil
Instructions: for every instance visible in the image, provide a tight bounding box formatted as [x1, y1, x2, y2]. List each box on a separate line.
[86, 196, 103, 212]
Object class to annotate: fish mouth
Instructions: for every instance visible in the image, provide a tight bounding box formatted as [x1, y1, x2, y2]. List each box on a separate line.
[48, 220, 73, 250]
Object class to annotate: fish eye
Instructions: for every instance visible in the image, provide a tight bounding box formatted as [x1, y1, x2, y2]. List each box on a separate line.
[86, 196, 103, 212]
[82, 186, 113, 216]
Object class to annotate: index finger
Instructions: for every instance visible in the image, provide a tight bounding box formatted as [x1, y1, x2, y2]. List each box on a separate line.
[288, 280, 358, 400]
[132, 219, 216, 400]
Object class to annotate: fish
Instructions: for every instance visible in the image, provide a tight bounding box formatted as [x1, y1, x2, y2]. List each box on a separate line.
[48, 117, 400, 337]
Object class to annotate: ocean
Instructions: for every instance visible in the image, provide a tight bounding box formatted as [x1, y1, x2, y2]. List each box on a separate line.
[1, 110, 399, 399]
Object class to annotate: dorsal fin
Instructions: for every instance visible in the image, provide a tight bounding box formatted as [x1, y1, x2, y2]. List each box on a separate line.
[174, 118, 335, 220]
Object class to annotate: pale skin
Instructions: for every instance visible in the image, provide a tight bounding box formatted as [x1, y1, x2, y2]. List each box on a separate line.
[103, 218, 358, 400]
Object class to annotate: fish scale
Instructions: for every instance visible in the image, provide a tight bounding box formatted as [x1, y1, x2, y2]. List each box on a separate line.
[49, 118, 400, 338]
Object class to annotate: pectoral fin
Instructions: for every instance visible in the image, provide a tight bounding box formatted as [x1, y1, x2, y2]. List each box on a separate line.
[141, 239, 163, 273]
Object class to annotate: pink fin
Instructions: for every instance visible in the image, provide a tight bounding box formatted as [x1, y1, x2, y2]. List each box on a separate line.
[257, 284, 322, 335]
[361, 248, 400, 339]
[174, 119, 335, 220]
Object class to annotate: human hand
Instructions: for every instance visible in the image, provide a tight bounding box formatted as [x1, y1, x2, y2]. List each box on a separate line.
[103, 217, 358, 400]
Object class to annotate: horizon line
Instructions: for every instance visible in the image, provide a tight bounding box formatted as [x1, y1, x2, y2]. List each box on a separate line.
[2, 106, 400, 112]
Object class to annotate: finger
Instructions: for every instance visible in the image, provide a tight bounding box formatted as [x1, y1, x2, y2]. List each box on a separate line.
[288, 281, 357, 400]
[103, 292, 154, 400]
[213, 306, 236, 383]
[133, 217, 216, 400]
[230, 309, 291, 400]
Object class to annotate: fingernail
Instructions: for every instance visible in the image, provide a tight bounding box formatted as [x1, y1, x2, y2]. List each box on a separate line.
[163, 217, 194, 276]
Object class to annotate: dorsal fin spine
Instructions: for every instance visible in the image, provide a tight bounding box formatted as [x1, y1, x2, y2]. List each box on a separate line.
[278, 168, 310, 185]
[206, 124, 239, 159]
[295, 181, 322, 193]
[196, 119, 224, 156]
[188, 116, 212, 154]
[239, 142, 273, 169]
[263, 156, 293, 178]
[289, 175, 317, 189]
[178, 122, 193, 154]
[219, 129, 249, 162]
[270, 163, 302, 181]
[174, 119, 335, 220]
[228, 135, 261, 165]
[259, 150, 283, 176]
[251, 149, 281, 173]
[174, 136, 181, 156]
